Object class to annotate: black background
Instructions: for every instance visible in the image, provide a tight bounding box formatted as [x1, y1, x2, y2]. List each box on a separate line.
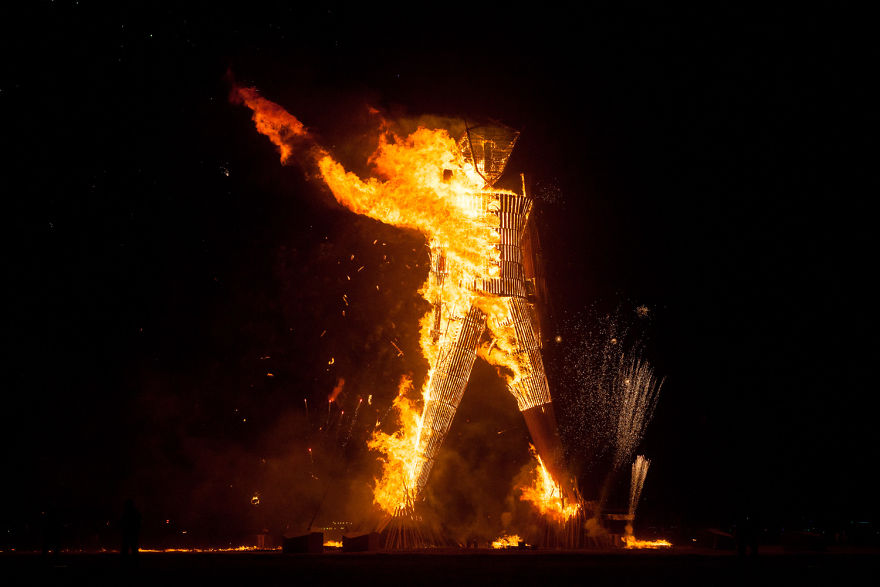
[4, 2, 876, 547]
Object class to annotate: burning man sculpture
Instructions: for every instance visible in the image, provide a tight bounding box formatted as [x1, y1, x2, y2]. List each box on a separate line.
[409, 125, 570, 500]
[231, 86, 572, 512]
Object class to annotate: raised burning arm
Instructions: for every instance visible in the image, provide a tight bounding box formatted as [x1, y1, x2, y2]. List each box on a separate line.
[231, 86, 313, 164]
[232, 85, 496, 262]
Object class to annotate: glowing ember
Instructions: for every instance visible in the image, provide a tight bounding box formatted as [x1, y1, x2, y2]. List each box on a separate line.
[491, 534, 523, 549]
[140, 546, 276, 553]
[621, 535, 672, 549]
[518, 445, 579, 523]
[323, 540, 342, 548]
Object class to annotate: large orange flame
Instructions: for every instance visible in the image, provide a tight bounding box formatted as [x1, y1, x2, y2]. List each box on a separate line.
[491, 534, 523, 549]
[234, 87, 553, 514]
[518, 445, 580, 523]
[621, 535, 672, 549]
[366, 376, 423, 514]
[231, 86, 312, 163]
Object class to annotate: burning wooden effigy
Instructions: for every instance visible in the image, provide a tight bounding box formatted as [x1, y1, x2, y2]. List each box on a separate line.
[233, 87, 580, 546]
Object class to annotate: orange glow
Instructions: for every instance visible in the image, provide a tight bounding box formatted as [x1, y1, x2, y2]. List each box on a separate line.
[231, 86, 310, 163]
[518, 445, 580, 523]
[139, 546, 276, 553]
[323, 540, 343, 548]
[491, 534, 523, 549]
[235, 88, 563, 513]
[621, 535, 672, 549]
[366, 376, 422, 515]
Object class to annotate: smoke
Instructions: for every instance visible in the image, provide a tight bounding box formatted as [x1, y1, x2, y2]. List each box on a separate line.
[121, 377, 391, 547]
[416, 361, 532, 545]
[105, 175, 437, 547]
[389, 114, 467, 145]
[584, 515, 607, 539]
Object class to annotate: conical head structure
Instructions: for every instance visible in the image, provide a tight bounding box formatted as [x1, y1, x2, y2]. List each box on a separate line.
[459, 123, 520, 187]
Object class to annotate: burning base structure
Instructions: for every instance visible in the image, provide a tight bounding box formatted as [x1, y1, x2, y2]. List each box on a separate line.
[233, 85, 664, 549]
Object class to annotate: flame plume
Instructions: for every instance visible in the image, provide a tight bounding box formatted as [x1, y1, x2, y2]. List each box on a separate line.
[621, 535, 672, 549]
[230, 86, 314, 163]
[366, 377, 422, 515]
[491, 534, 523, 549]
[518, 445, 580, 523]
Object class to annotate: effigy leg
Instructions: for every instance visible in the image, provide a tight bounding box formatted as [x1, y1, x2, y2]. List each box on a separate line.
[409, 305, 487, 497]
[483, 297, 572, 495]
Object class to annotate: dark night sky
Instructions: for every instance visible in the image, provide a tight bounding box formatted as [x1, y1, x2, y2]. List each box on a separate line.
[4, 2, 876, 546]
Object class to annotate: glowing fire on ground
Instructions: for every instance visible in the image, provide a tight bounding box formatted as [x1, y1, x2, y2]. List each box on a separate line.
[518, 445, 580, 523]
[140, 546, 276, 553]
[323, 540, 343, 548]
[491, 534, 524, 549]
[366, 376, 422, 515]
[621, 535, 672, 549]
[234, 86, 558, 514]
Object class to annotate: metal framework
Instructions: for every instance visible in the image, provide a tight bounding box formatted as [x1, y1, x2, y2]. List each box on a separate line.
[408, 125, 558, 497]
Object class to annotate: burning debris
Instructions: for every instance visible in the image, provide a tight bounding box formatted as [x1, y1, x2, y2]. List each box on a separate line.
[491, 534, 524, 549]
[621, 535, 672, 549]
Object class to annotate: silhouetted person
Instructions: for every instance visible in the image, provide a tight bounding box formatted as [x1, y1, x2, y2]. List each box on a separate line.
[121, 499, 141, 558]
[41, 507, 61, 557]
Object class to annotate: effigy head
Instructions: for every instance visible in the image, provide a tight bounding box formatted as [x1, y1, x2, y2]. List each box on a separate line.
[458, 122, 520, 188]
